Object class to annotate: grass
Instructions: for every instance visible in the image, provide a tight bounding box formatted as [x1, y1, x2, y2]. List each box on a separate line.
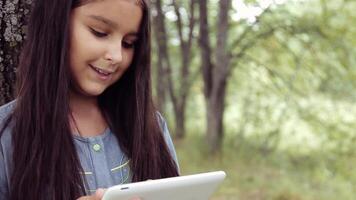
[174, 133, 356, 200]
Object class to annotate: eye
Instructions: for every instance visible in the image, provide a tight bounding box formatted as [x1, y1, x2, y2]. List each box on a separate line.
[122, 41, 136, 49]
[89, 27, 108, 38]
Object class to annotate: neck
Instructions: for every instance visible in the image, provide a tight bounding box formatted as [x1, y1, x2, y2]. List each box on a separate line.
[69, 89, 107, 137]
[69, 89, 99, 115]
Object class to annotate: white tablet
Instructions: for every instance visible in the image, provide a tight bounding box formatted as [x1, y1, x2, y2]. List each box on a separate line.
[102, 171, 226, 200]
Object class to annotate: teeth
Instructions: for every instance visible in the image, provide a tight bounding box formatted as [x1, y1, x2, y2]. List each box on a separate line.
[92, 66, 110, 76]
[98, 69, 109, 75]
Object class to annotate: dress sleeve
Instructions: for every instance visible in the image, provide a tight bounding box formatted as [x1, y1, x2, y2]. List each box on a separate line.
[0, 101, 16, 200]
[0, 141, 9, 199]
[156, 113, 180, 173]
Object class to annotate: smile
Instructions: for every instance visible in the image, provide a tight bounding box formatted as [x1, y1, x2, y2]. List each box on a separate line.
[89, 64, 114, 81]
[89, 65, 113, 76]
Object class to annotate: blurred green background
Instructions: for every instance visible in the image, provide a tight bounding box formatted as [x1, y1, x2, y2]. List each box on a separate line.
[0, 0, 355, 199]
[150, 0, 356, 199]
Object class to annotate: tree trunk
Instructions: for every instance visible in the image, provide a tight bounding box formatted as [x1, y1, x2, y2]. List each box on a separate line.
[198, 0, 213, 98]
[152, 0, 169, 114]
[199, 0, 231, 154]
[0, 0, 32, 105]
[206, 87, 226, 153]
[174, 100, 186, 139]
[152, 0, 196, 138]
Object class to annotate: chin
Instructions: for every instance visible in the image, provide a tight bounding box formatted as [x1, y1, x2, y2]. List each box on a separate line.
[88, 90, 106, 97]
[82, 87, 107, 97]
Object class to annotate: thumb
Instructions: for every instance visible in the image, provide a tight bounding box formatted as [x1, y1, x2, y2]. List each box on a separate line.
[94, 188, 106, 199]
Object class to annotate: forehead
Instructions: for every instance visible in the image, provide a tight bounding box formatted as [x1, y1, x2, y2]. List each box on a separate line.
[73, 0, 143, 32]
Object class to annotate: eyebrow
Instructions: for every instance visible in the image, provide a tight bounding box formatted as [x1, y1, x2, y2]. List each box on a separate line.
[87, 15, 139, 36]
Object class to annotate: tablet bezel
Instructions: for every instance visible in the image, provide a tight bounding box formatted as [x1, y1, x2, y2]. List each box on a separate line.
[102, 171, 226, 200]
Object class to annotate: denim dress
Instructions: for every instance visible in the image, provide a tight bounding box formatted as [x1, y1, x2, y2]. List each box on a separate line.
[0, 100, 179, 198]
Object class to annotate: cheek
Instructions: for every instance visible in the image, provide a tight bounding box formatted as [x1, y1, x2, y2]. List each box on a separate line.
[123, 50, 135, 67]
[70, 25, 103, 63]
[110, 52, 134, 82]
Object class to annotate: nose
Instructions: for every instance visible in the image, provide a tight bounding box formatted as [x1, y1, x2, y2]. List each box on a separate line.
[104, 42, 123, 65]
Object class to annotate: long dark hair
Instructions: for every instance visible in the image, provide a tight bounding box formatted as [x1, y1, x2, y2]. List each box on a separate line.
[1, 0, 178, 199]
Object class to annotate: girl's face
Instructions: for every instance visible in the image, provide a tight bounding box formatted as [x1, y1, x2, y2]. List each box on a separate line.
[69, 0, 143, 97]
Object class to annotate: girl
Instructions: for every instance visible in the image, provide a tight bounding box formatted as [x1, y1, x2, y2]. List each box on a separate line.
[0, 0, 179, 199]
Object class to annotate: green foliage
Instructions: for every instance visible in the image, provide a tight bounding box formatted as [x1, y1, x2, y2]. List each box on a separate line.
[157, 0, 356, 198]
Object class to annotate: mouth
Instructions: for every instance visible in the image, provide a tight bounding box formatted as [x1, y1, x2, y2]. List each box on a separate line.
[90, 65, 113, 76]
[89, 64, 114, 81]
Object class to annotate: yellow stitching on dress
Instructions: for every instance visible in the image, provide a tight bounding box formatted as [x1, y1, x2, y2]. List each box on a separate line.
[110, 160, 130, 172]
[121, 169, 130, 184]
[80, 171, 93, 175]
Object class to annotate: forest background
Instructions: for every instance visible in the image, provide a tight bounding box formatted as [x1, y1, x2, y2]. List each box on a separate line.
[1, 0, 355, 199]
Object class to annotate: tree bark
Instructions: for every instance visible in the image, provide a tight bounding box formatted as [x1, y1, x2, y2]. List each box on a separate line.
[0, 0, 32, 105]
